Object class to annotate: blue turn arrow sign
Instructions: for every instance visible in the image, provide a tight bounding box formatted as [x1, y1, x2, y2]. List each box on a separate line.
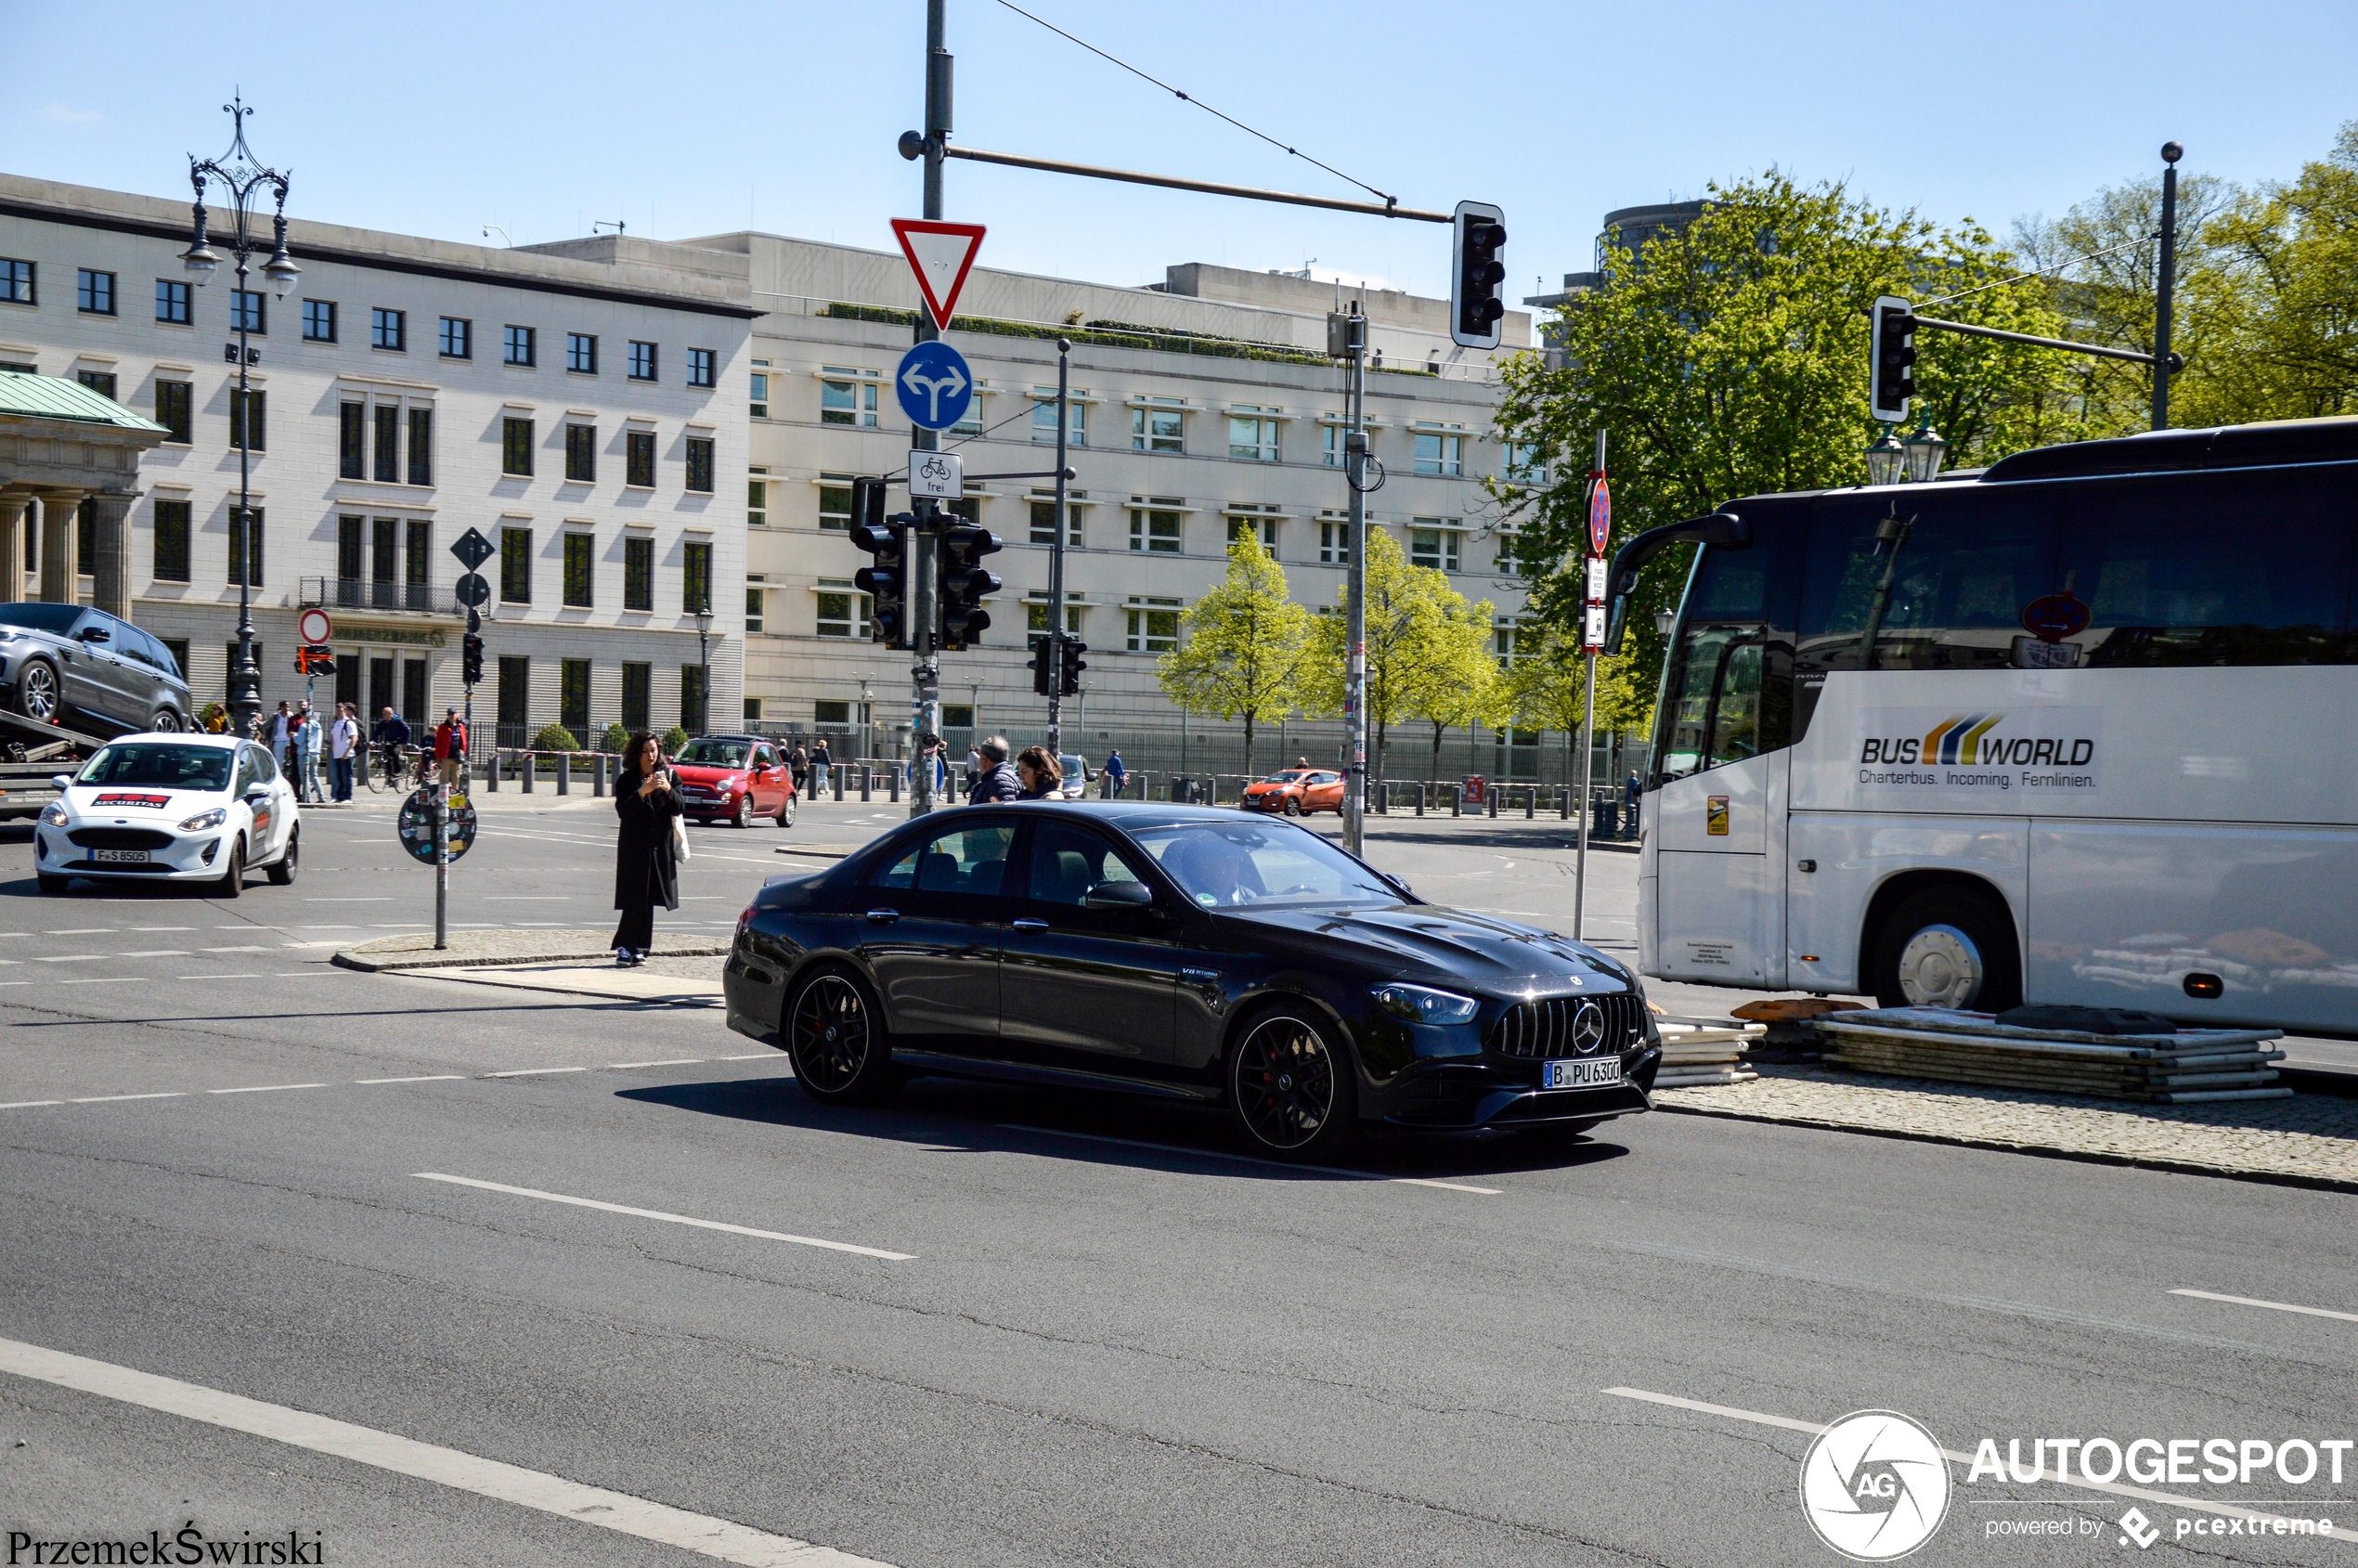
[895, 340, 974, 432]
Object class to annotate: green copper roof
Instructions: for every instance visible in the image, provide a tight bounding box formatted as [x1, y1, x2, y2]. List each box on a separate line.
[0, 370, 171, 434]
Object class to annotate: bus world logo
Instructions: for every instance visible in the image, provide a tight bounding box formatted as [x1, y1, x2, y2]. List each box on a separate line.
[1855, 708, 2101, 794]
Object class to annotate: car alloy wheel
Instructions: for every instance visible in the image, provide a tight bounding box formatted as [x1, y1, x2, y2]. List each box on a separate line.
[214, 839, 244, 900]
[15, 658, 58, 724]
[786, 969, 895, 1104]
[266, 826, 299, 886]
[732, 795, 752, 829]
[1229, 1007, 1355, 1159]
[777, 793, 797, 828]
[149, 706, 183, 732]
[1283, 796, 1301, 817]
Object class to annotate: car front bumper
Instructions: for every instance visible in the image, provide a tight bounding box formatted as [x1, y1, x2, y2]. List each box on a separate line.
[1368, 1043, 1661, 1128]
[37, 824, 230, 880]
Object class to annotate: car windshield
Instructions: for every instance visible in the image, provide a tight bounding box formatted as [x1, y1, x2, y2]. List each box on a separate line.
[1131, 822, 1398, 909]
[0, 603, 89, 636]
[676, 740, 750, 768]
[75, 744, 233, 791]
[1260, 771, 1309, 784]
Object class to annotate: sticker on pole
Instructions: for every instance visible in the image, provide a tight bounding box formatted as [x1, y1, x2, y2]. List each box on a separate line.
[1588, 473, 1612, 556]
[896, 341, 974, 432]
[890, 218, 986, 330]
[297, 608, 332, 645]
[398, 788, 477, 865]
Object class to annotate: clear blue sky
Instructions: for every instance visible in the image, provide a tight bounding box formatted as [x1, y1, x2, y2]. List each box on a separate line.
[10, 1, 2352, 303]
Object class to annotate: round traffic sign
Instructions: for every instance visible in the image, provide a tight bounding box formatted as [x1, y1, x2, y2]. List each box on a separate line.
[895, 341, 975, 432]
[397, 788, 478, 864]
[297, 607, 332, 644]
[455, 572, 491, 608]
[1587, 474, 1613, 556]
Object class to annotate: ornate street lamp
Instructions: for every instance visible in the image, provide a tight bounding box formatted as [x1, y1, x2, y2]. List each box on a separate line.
[184, 97, 295, 738]
[694, 600, 715, 737]
[1901, 424, 1950, 485]
[1864, 430, 1906, 487]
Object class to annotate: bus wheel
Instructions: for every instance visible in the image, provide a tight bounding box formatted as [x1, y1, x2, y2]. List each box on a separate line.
[1873, 887, 2020, 1013]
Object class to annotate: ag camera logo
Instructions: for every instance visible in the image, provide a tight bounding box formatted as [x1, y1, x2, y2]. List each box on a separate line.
[1800, 1410, 1952, 1561]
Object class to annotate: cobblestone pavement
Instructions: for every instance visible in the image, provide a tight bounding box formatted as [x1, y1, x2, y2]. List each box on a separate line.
[1655, 1065, 2358, 1191]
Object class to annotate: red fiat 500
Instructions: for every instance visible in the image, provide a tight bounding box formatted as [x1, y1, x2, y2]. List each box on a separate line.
[672, 735, 798, 828]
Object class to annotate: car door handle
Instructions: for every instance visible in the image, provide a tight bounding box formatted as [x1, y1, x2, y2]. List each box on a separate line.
[864, 908, 900, 924]
[1011, 918, 1049, 931]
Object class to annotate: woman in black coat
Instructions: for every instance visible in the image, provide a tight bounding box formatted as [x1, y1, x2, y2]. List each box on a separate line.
[612, 731, 682, 965]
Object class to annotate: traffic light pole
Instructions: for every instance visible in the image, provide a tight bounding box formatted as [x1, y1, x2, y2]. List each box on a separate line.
[907, 0, 950, 820]
[1340, 305, 1369, 859]
[1044, 337, 1070, 760]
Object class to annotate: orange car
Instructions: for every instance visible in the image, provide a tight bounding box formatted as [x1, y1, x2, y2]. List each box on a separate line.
[1241, 768, 1344, 816]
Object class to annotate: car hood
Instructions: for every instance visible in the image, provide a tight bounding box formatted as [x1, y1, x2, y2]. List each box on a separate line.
[672, 765, 745, 785]
[62, 785, 224, 817]
[1242, 782, 1296, 793]
[1216, 901, 1630, 989]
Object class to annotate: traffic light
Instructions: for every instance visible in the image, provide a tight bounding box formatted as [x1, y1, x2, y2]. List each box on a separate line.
[1030, 635, 1056, 696]
[1449, 200, 1509, 349]
[461, 633, 484, 686]
[1058, 637, 1086, 698]
[852, 512, 910, 649]
[938, 521, 1003, 651]
[295, 645, 335, 676]
[1869, 294, 1917, 423]
[851, 474, 889, 536]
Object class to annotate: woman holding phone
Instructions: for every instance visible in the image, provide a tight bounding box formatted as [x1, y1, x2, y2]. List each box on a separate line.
[612, 730, 682, 965]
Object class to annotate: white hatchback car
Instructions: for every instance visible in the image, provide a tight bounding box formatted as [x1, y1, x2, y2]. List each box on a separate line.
[36, 733, 300, 897]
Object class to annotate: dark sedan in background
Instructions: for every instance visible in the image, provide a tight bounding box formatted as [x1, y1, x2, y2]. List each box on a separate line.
[723, 803, 1659, 1159]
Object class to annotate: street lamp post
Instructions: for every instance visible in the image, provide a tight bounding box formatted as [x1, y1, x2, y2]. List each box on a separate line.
[694, 600, 714, 737]
[1864, 430, 1906, 487]
[181, 97, 298, 740]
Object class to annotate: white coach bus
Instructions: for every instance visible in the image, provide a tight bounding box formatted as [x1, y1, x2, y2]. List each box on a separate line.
[1612, 417, 2358, 1034]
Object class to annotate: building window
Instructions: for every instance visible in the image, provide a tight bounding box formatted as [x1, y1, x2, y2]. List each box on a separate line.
[439, 317, 472, 359]
[563, 532, 593, 607]
[1029, 499, 1081, 548]
[155, 381, 192, 445]
[684, 435, 715, 493]
[623, 536, 653, 611]
[74, 369, 117, 401]
[1227, 511, 1279, 557]
[337, 403, 364, 478]
[818, 474, 854, 531]
[231, 290, 265, 334]
[504, 325, 535, 367]
[565, 424, 596, 483]
[747, 469, 768, 528]
[814, 584, 869, 640]
[949, 397, 984, 437]
[1494, 619, 1527, 667]
[75, 269, 115, 316]
[680, 666, 709, 735]
[745, 577, 766, 634]
[821, 369, 876, 426]
[1323, 423, 1346, 467]
[566, 332, 597, 374]
[499, 526, 532, 603]
[1126, 598, 1181, 654]
[155, 279, 190, 325]
[1505, 442, 1547, 486]
[1494, 530, 1542, 577]
[501, 417, 533, 476]
[621, 663, 650, 732]
[748, 364, 768, 418]
[373, 405, 399, 482]
[303, 299, 337, 343]
[1132, 401, 1184, 453]
[370, 516, 399, 590]
[338, 515, 364, 588]
[1032, 389, 1084, 445]
[1129, 505, 1182, 553]
[1410, 522, 1460, 573]
[369, 307, 405, 351]
[557, 658, 591, 741]
[404, 408, 433, 486]
[682, 539, 713, 616]
[228, 389, 266, 452]
[406, 519, 431, 592]
[0, 259, 32, 305]
[152, 499, 191, 584]
[497, 655, 530, 745]
[227, 507, 264, 587]
[1025, 598, 1084, 648]
[625, 430, 655, 487]
[1414, 426, 1465, 476]
[687, 346, 715, 388]
[1228, 408, 1279, 462]
[628, 341, 657, 382]
[1319, 518, 1352, 565]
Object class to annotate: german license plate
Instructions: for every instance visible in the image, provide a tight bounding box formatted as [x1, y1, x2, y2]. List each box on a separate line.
[94, 849, 149, 864]
[1543, 1056, 1621, 1090]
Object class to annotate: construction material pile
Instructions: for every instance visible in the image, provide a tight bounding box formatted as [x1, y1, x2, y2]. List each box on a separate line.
[1653, 1018, 1765, 1088]
[1814, 1006, 2288, 1103]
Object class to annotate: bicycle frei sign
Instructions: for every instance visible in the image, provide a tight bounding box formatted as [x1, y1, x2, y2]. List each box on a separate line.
[896, 340, 974, 431]
[909, 448, 965, 500]
[889, 218, 986, 329]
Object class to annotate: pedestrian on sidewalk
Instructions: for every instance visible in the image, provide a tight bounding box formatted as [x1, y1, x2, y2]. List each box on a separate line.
[1105, 749, 1127, 798]
[967, 735, 1021, 804]
[268, 703, 292, 772]
[611, 731, 681, 967]
[434, 708, 467, 787]
[788, 741, 809, 795]
[283, 705, 311, 802]
[298, 701, 325, 803]
[373, 706, 411, 787]
[811, 738, 833, 796]
[330, 704, 358, 802]
[1015, 745, 1062, 801]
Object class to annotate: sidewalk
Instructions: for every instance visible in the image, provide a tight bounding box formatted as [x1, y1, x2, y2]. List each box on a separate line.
[333, 928, 726, 972]
[395, 956, 723, 1005]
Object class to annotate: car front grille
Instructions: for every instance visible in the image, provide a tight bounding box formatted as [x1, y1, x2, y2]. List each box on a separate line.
[67, 827, 175, 851]
[1487, 992, 1649, 1059]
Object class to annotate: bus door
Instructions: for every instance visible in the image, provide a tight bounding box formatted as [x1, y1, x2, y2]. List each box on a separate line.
[1651, 622, 1787, 985]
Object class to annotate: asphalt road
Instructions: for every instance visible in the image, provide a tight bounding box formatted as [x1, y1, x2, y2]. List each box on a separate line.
[0, 796, 2352, 1566]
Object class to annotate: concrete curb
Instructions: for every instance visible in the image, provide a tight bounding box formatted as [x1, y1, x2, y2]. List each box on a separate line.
[332, 936, 728, 972]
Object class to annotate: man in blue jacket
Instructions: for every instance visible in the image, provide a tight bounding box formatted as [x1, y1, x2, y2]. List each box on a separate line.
[967, 735, 1022, 804]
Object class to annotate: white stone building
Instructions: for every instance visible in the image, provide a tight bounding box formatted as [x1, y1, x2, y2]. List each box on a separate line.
[0, 173, 753, 745]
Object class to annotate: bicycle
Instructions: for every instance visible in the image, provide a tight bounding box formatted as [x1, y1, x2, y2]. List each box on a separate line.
[365, 745, 424, 793]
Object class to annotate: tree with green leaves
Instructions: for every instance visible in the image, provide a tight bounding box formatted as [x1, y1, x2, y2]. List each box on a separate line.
[1503, 622, 1656, 783]
[1408, 590, 1505, 785]
[1156, 535, 1314, 778]
[1300, 526, 1449, 782]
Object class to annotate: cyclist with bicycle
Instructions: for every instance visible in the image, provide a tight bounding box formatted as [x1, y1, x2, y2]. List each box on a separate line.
[372, 706, 413, 789]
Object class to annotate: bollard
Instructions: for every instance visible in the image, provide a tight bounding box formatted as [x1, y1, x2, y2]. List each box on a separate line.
[555, 754, 570, 795]
[860, 767, 871, 802]
[1450, 784, 1461, 819]
[1488, 784, 1499, 819]
[1526, 785, 1535, 820]
[1416, 783, 1426, 817]
[522, 753, 536, 792]
[1561, 785, 1572, 820]
[592, 754, 606, 797]
[888, 768, 900, 804]
[485, 750, 500, 792]
[832, 768, 844, 802]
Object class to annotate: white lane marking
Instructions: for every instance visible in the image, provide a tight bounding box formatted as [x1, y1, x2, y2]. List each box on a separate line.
[207, 1082, 328, 1095]
[413, 1173, 913, 1261]
[2171, 1288, 2358, 1326]
[0, 1101, 62, 1110]
[35, 955, 107, 963]
[717, 1053, 779, 1061]
[356, 1075, 466, 1084]
[119, 949, 191, 957]
[0, 981, 30, 988]
[1601, 1386, 2345, 1539]
[483, 1066, 588, 1078]
[996, 1124, 1502, 1195]
[484, 896, 574, 901]
[130, 927, 195, 931]
[203, 945, 272, 953]
[0, 1335, 896, 1568]
[59, 978, 141, 986]
[181, 973, 264, 979]
[609, 1058, 706, 1069]
[303, 897, 392, 901]
[45, 927, 116, 935]
[68, 1093, 185, 1104]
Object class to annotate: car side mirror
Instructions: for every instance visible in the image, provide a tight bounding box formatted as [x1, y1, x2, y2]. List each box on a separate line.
[50, 773, 70, 792]
[244, 784, 270, 803]
[1083, 880, 1155, 912]
[78, 626, 110, 643]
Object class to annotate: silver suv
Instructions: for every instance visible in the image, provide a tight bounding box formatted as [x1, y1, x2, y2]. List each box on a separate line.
[0, 603, 192, 733]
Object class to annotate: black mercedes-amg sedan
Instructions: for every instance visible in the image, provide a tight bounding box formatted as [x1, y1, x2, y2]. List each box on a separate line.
[722, 803, 1660, 1159]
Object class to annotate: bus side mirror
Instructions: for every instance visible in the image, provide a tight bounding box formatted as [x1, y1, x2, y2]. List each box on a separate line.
[1602, 512, 1748, 655]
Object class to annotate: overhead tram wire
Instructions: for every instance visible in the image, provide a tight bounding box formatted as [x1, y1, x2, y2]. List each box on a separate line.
[991, 0, 1399, 211]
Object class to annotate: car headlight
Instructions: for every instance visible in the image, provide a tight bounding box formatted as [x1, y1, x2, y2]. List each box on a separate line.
[179, 807, 227, 832]
[39, 801, 68, 827]
[1371, 982, 1482, 1026]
